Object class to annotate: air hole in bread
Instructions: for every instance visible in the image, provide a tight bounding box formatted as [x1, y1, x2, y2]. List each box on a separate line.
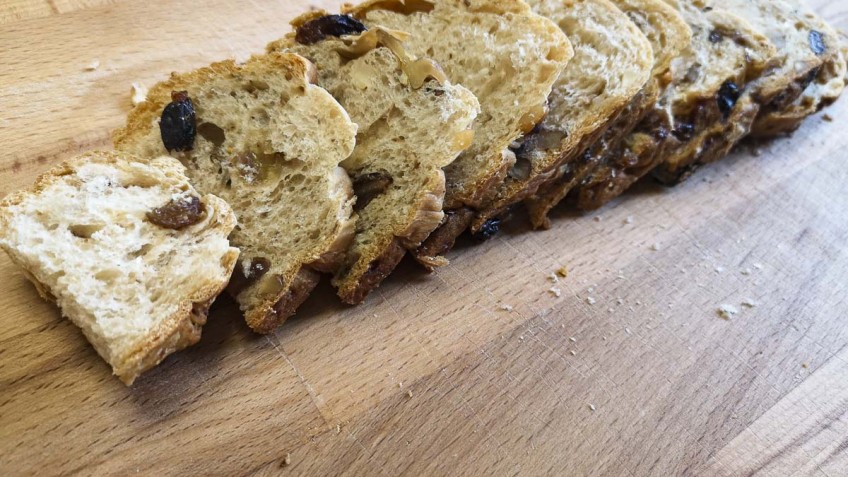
[129, 243, 154, 258]
[123, 175, 160, 188]
[94, 269, 122, 283]
[197, 122, 226, 147]
[69, 223, 104, 239]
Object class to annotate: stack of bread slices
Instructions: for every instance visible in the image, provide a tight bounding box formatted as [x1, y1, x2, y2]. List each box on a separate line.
[1, 0, 844, 384]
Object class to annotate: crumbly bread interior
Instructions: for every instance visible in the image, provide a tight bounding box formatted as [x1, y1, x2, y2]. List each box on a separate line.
[0, 152, 239, 384]
[345, 0, 573, 210]
[272, 18, 479, 303]
[114, 53, 357, 333]
[480, 0, 653, 227]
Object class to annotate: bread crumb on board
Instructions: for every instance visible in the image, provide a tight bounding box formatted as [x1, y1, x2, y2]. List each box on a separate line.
[650, 243, 661, 251]
[549, 287, 562, 298]
[499, 303, 514, 312]
[741, 300, 758, 308]
[586, 297, 596, 305]
[280, 453, 292, 468]
[406, 390, 413, 398]
[589, 404, 597, 411]
[556, 266, 568, 278]
[131, 83, 148, 105]
[718, 304, 739, 320]
[823, 113, 833, 122]
[85, 60, 100, 71]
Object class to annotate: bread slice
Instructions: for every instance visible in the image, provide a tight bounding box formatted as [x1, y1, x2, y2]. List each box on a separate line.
[471, 0, 654, 231]
[269, 13, 480, 304]
[0, 152, 239, 385]
[737, 0, 846, 137]
[620, 1, 778, 185]
[566, 0, 692, 212]
[342, 0, 572, 268]
[114, 53, 358, 333]
[500, 0, 655, 226]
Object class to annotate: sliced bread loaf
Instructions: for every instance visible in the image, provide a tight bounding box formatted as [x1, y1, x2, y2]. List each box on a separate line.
[343, 0, 572, 268]
[567, 0, 692, 212]
[636, 1, 777, 184]
[114, 53, 358, 333]
[269, 13, 479, 304]
[471, 0, 654, 231]
[0, 152, 239, 384]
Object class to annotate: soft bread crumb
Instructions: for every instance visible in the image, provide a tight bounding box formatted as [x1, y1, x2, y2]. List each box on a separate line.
[85, 60, 100, 71]
[718, 304, 739, 320]
[499, 304, 514, 312]
[586, 297, 596, 305]
[548, 287, 562, 297]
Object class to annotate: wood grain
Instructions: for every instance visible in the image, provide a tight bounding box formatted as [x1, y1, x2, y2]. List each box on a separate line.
[0, 0, 121, 24]
[1, 0, 847, 476]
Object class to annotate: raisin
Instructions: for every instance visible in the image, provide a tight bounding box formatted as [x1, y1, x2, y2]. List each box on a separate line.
[146, 195, 205, 230]
[472, 218, 501, 242]
[717, 81, 741, 118]
[708, 31, 722, 43]
[353, 172, 393, 211]
[295, 15, 368, 45]
[809, 30, 826, 56]
[228, 257, 272, 295]
[160, 91, 196, 152]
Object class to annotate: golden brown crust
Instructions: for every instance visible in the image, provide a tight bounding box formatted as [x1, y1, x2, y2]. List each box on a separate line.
[412, 207, 475, 271]
[246, 268, 322, 334]
[337, 239, 407, 305]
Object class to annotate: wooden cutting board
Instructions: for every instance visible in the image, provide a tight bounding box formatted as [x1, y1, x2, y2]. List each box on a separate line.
[2, 1, 848, 475]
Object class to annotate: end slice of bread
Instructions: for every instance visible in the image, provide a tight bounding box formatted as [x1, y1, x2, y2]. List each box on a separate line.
[479, 0, 654, 229]
[114, 53, 358, 333]
[271, 14, 480, 304]
[343, 0, 572, 268]
[0, 152, 239, 384]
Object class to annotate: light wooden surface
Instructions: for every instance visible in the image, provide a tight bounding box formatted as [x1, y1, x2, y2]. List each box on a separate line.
[1, 1, 847, 475]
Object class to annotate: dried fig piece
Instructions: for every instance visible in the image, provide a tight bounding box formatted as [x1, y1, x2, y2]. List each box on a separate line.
[160, 91, 196, 152]
[146, 195, 205, 230]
